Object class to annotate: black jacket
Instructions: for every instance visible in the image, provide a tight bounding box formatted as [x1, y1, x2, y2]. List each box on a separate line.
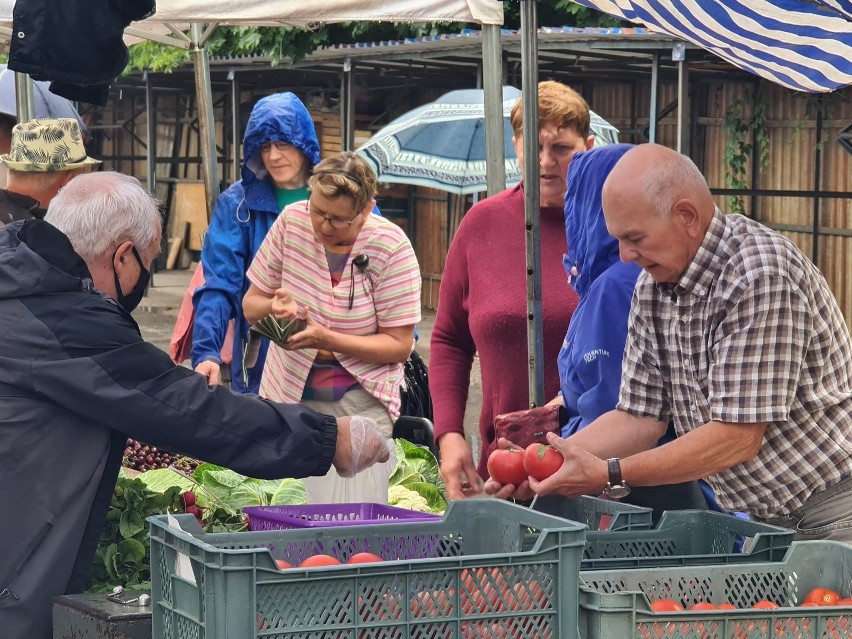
[0, 220, 338, 639]
[0, 189, 45, 227]
[8, 0, 156, 105]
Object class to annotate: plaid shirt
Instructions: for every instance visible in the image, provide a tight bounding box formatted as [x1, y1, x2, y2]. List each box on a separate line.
[618, 209, 852, 519]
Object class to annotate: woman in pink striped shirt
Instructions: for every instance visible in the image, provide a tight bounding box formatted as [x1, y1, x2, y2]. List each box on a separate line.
[244, 152, 422, 503]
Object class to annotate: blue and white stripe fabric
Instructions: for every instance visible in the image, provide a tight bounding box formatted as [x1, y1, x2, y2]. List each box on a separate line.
[573, 0, 852, 93]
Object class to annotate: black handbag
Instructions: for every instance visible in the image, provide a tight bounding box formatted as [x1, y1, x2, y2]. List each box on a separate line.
[399, 350, 432, 421]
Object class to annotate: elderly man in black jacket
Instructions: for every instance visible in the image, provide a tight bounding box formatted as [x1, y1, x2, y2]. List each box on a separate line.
[0, 171, 390, 639]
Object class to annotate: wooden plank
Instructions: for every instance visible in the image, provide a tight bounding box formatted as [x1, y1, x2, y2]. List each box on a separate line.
[166, 220, 188, 270]
[172, 182, 208, 251]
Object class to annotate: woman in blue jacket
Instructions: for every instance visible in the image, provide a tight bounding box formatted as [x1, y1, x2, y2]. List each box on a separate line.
[556, 144, 710, 517]
[191, 93, 321, 393]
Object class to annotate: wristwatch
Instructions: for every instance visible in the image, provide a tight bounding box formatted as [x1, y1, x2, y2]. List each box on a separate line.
[603, 458, 631, 499]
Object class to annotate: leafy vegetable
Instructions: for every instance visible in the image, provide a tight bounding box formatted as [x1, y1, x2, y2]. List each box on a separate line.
[389, 439, 447, 514]
[88, 473, 182, 593]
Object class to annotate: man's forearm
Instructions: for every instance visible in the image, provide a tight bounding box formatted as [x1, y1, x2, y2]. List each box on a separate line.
[566, 409, 666, 458]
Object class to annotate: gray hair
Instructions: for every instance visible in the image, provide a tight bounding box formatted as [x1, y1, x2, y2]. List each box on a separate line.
[45, 171, 162, 262]
[642, 153, 709, 217]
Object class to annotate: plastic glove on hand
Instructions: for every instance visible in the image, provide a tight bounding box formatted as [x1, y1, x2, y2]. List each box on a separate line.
[334, 415, 390, 478]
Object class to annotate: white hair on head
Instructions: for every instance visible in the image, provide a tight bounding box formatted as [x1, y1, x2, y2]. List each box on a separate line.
[45, 171, 162, 262]
[641, 152, 709, 217]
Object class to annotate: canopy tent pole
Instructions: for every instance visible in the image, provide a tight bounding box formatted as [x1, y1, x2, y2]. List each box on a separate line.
[482, 23, 505, 197]
[341, 57, 355, 151]
[649, 51, 659, 143]
[520, 0, 544, 408]
[229, 70, 241, 183]
[675, 44, 689, 154]
[14, 71, 34, 122]
[191, 22, 220, 220]
[144, 71, 156, 194]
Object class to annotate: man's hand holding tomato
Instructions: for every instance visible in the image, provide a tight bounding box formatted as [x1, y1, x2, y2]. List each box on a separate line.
[483, 438, 535, 501]
[527, 431, 610, 498]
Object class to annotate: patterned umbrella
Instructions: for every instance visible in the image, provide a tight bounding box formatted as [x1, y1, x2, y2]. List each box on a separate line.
[357, 85, 618, 195]
[0, 65, 86, 130]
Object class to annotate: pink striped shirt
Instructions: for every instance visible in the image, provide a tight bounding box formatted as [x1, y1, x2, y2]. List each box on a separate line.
[247, 201, 422, 418]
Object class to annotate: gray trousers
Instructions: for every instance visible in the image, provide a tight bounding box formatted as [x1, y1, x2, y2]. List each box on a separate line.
[761, 476, 852, 542]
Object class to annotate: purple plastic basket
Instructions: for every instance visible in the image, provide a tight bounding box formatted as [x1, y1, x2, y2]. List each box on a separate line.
[243, 502, 440, 530]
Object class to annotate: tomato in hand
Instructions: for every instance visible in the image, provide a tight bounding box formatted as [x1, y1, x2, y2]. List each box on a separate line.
[803, 587, 842, 606]
[650, 599, 685, 612]
[487, 449, 527, 486]
[299, 554, 341, 567]
[523, 443, 563, 481]
[347, 552, 384, 564]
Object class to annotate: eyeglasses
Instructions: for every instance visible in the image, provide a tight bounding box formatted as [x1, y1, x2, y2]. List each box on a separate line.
[307, 201, 360, 229]
[260, 141, 294, 154]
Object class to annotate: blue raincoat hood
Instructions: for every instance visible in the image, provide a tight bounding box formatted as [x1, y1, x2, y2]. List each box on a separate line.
[563, 143, 634, 297]
[241, 92, 322, 188]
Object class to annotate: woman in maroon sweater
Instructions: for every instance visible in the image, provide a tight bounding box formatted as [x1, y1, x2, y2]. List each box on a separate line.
[430, 81, 593, 499]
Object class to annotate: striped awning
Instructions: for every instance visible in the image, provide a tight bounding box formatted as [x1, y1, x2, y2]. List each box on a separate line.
[573, 0, 852, 93]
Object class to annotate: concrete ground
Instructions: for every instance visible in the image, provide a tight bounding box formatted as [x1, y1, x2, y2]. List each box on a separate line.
[133, 267, 484, 452]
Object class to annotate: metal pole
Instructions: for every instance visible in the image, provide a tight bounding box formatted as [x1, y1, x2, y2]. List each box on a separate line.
[676, 60, 689, 154]
[649, 52, 660, 143]
[191, 22, 220, 221]
[521, 0, 544, 407]
[812, 97, 823, 266]
[230, 70, 241, 184]
[144, 72, 156, 194]
[340, 58, 354, 151]
[482, 23, 505, 197]
[14, 72, 35, 123]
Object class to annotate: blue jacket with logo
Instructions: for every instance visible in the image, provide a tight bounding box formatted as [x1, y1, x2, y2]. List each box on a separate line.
[557, 144, 640, 436]
[191, 93, 321, 393]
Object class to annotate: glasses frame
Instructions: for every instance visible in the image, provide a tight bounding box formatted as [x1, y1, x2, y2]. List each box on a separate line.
[307, 201, 361, 230]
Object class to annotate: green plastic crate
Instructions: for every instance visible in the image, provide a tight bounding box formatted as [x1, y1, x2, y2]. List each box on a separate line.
[581, 509, 794, 569]
[149, 498, 586, 639]
[532, 495, 654, 532]
[579, 540, 852, 639]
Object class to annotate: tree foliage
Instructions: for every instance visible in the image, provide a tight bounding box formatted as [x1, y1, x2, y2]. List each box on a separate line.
[127, 2, 625, 73]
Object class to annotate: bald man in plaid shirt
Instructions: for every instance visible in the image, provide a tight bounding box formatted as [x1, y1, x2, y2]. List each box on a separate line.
[527, 144, 852, 541]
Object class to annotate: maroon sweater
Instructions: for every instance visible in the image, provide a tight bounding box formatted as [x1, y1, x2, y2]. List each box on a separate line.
[430, 184, 579, 478]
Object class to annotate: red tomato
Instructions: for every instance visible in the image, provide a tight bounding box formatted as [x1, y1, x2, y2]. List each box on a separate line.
[347, 552, 384, 564]
[835, 597, 852, 605]
[716, 603, 736, 610]
[487, 449, 527, 486]
[688, 602, 717, 610]
[650, 599, 685, 612]
[803, 587, 842, 606]
[522, 444, 563, 481]
[299, 553, 341, 567]
[275, 559, 293, 569]
[752, 600, 779, 609]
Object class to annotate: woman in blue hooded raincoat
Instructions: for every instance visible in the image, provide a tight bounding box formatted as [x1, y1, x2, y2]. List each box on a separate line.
[556, 144, 712, 518]
[191, 93, 321, 394]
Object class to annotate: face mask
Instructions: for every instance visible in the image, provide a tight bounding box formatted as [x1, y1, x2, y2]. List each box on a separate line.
[112, 245, 150, 312]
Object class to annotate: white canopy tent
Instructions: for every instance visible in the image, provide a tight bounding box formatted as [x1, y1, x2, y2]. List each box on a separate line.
[0, 0, 506, 210]
[2, 0, 577, 405]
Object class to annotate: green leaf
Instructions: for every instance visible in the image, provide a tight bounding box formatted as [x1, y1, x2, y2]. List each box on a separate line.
[136, 468, 196, 494]
[116, 538, 147, 564]
[270, 479, 307, 505]
[119, 509, 146, 539]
